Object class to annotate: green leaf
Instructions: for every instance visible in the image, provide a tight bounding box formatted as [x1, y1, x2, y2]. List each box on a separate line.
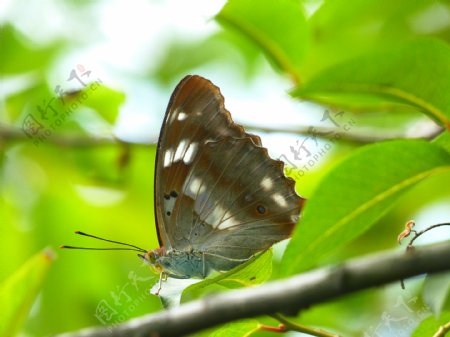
[282, 140, 450, 275]
[5, 83, 52, 123]
[423, 272, 450, 317]
[210, 320, 261, 337]
[294, 39, 450, 128]
[64, 83, 125, 124]
[411, 311, 450, 337]
[216, 0, 308, 83]
[433, 131, 450, 155]
[0, 248, 55, 337]
[0, 25, 60, 75]
[303, 0, 449, 78]
[181, 250, 273, 303]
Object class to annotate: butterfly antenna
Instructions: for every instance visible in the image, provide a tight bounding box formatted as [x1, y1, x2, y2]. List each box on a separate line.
[59, 246, 146, 252]
[60, 231, 147, 253]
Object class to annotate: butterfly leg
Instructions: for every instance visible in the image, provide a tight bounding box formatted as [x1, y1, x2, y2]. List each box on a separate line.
[201, 253, 207, 278]
[155, 272, 167, 296]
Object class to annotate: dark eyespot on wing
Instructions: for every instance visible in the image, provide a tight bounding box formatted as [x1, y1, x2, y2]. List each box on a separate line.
[256, 205, 266, 214]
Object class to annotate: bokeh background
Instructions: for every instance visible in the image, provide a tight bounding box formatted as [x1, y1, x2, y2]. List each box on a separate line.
[1, 0, 450, 336]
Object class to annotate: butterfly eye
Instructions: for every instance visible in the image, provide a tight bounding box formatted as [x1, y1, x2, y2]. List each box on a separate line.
[145, 251, 157, 264]
[256, 205, 266, 214]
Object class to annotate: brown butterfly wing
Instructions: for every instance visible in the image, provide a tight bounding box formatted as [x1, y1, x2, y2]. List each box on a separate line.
[155, 75, 304, 271]
[174, 136, 304, 270]
[155, 75, 261, 249]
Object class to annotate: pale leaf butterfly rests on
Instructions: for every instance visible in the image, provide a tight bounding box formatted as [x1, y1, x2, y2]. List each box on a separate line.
[61, 75, 305, 293]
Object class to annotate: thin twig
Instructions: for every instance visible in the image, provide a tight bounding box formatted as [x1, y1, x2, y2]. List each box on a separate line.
[408, 223, 450, 248]
[398, 222, 450, 289]
[271, 313, 340, 337]
[53, 241, 450, 337]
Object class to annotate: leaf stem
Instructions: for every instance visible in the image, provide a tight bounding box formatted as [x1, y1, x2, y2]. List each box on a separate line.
[270, 314, 341, 337]
[259, 323, 286, 333]
[433, 321, 450, 337]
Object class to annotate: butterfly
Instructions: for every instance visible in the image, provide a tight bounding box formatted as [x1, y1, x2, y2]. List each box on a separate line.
[62, 75, 305, 291]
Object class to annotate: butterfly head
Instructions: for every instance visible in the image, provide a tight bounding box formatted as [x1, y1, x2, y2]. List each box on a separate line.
[138, 247, 167, 275]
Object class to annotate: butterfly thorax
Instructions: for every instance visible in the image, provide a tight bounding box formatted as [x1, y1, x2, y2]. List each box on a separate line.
[142, 247, 208, 279]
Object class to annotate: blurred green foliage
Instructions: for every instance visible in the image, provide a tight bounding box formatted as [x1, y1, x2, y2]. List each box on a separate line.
[0, 25, 61, 76]
[217, 0, 308, 83]
[0, 249, 54, 337]
[411, 311, 450, 336]
[1, 0, 450, 336]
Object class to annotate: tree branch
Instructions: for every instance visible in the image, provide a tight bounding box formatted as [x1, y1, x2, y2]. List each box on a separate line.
[244, 122, 443, 144]
[0, 124, 151, 148]
[0, 121, 443, 148]
[54, 241, 450, 337]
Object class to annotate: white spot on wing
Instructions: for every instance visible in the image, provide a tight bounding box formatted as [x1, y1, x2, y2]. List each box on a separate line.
[187, 177, 202, 198]
[174, 139, 187, 162]
[183, 142, 197, 165]
[178, 112, 187, 121]
[164, 149, 172, 168]
[261, 176, 273, 191]
[272, 193, 288, 207]
[169, 109, 178, 124]
[205, 204, 226, 228]
[164, 198, 175, 215]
